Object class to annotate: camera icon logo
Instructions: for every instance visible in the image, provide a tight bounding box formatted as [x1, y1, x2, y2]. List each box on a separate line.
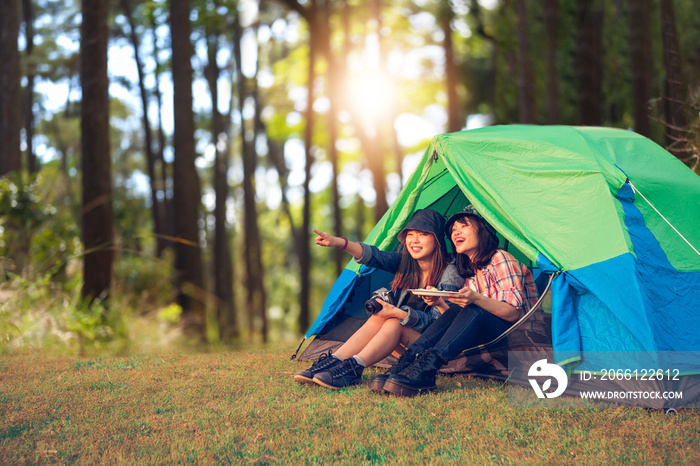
[528, 359, 568, 399]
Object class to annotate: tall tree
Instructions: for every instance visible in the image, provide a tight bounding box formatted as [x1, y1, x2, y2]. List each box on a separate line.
[276, 0, 318, 334]
[373, 0, 403, 189]
[366, 0, 389, 222]
[120, 0, 166, 256]
[205, 6, 236, 342]
[299, 0, 317, 335]
[170, 0, 206, 336]
[439, 0, 461, 133]
[542, 0, 560, 124]
[147, 5, 174, 248]
[660, 0, 690, 163]
[0, 0, 22, 175]
[469, 0, 498, 115]
[319, 0, 345, 276]
[80, 0, 114, 301]
[22, 0, 38, 174]
[575, 0, 604, 125]
[629, 0, 652, 137]
[233, 11, 268, 341]
[515, 0, 536, 123]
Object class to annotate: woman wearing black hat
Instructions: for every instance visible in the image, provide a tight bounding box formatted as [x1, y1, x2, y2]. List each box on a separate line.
[293, 209, 463, 390]
[382, 205, 544, 397]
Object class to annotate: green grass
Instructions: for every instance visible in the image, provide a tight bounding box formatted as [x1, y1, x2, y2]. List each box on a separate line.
[1, 343, 699, 464]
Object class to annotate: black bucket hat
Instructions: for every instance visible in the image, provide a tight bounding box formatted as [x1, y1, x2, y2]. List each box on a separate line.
[445, 205, 499, 241]
[397, 209, 448, 254]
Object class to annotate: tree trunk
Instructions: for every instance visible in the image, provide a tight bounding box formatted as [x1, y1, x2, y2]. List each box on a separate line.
[233, 14, 267, 341]
[439, 0, 461, 133]
[516, 0, 536, 124]
[660, 0, 690, 163]
[148, 10, 174, 248]
[297, 0, 319, 335]
[170, 0, 206, 337]
[80, 0, 114, 302]
[0, 0, 22, 175]
[319, 0, 344, 276]
[542, 0, 560, 124]
[373, 0, 403, 187]
[368, 0, 388, 223]
[121, 0, 166, 256]
[469, 0, 498, 114]
[575, 0, 604, 126]
[251, 80, 269, 342]
[206, 25, 237, 343]
[629, 0, 652, 137]
[22, 0, 37, 174]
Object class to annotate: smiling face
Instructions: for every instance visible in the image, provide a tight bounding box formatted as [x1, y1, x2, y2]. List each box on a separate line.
[403, 230, 438, 261]
[450, 217, 480, 259]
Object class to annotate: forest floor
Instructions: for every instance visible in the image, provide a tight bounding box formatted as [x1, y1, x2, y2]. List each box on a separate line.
[1, 343, 699, 465]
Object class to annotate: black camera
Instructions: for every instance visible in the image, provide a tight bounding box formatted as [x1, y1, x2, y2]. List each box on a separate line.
[364, 288, 396, 315]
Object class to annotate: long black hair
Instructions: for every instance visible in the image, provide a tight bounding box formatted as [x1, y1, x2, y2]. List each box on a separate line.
[448, 214, 499, 278]
[391, 232, 449, 290]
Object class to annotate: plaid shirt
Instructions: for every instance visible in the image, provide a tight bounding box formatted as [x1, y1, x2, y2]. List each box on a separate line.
[465, 250, 545, 333]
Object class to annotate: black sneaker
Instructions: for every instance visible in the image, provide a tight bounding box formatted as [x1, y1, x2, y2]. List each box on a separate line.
[293, 350, 342, 384]
[369, 344, 424, 393]
[383, 350, 446, 397]
[313, 357, 364, 389]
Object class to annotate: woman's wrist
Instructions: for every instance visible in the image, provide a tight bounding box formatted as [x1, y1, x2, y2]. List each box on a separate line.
[337, 236, 348, 250]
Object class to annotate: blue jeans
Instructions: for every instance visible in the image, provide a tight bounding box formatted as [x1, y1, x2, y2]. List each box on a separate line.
[411, 304, 512, 362]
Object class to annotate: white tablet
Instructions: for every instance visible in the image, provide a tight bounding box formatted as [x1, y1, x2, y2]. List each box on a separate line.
[408, 289, 455, 297]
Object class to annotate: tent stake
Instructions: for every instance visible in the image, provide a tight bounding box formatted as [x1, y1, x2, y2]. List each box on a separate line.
[290, 337, 306, 361]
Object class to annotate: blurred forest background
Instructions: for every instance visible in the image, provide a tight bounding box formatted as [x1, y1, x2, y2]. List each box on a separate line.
[0, 0, 698, 354]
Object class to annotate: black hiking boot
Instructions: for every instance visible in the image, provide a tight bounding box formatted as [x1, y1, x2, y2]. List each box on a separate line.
[293, 350, 342, 384]
[369, 344, 424, 393]
[383, 350, 446, 397]
[313, 357, 364, 389]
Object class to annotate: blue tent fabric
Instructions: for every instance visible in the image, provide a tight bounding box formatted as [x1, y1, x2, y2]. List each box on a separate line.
[306, 265, 395, 338]
[617, 183, 700, 351]
[547, 182, 700, 368]
[548, 273, 580, 356]
[305, 268, 359, 338]
[567, 254, 655, 352]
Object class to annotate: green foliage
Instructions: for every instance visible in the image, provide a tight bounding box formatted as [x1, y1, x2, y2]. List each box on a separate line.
[29, 216, 81, 279]
[157, 303, 183, 324]
[0, 166, 81, 280]
[65, 298, 124, 347]
[0, 172, 59, 276]
[0, 172, 56, 225]
[0, 269, 191, 356]
[0, 247, 181, 355]
[113, 250, 175, 311]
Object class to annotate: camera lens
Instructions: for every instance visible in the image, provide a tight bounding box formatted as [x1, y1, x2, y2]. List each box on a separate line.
[364, 297, 381, 314]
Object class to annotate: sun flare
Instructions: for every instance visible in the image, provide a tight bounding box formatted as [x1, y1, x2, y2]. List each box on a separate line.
[343, 69, 395, 124]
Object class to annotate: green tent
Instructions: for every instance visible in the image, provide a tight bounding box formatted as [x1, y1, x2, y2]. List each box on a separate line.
[297, 125, 700, 408]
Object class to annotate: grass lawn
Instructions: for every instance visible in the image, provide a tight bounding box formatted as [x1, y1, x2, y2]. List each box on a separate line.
[1, 342, 699, 464]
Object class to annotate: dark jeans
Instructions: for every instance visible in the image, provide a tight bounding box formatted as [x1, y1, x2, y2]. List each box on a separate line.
[411, 304, 512, 362]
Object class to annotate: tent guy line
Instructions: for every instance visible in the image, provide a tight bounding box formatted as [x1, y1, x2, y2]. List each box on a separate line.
[629, 181, 700, 256]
